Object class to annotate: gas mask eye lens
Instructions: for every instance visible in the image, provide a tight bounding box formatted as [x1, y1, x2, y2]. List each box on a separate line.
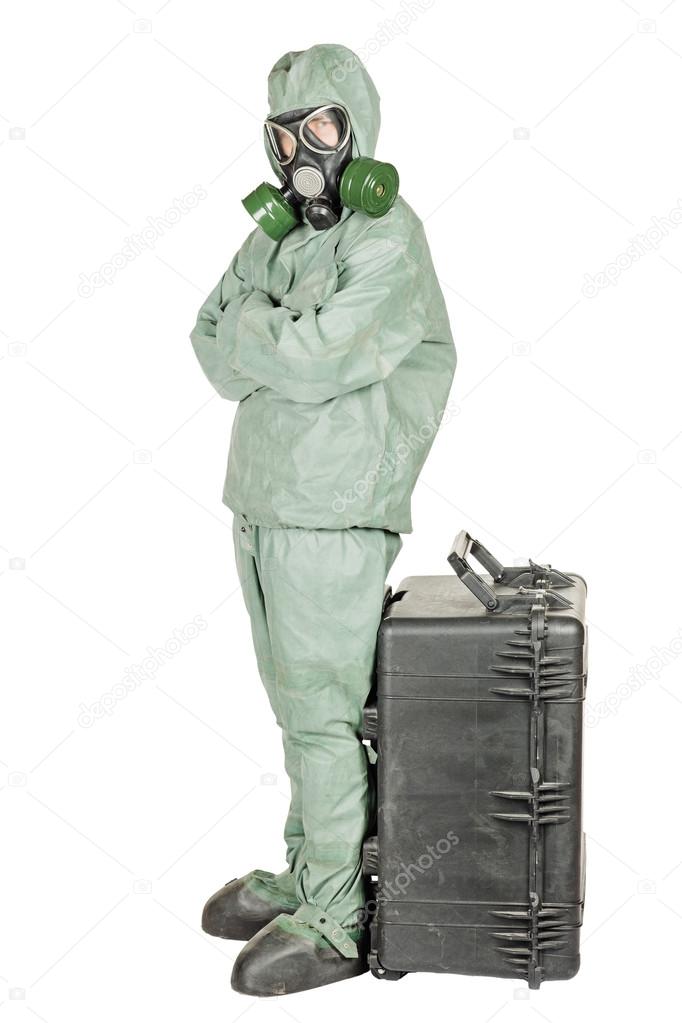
[278, 131, 295, 160]
[305, 113, 339, 147]
[300, 106, 350, 153]
[266, 122, 297, 164]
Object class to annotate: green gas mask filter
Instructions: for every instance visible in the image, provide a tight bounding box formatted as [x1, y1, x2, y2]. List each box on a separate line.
[242, 159, 399, 241]
[241, 105, 399, 241]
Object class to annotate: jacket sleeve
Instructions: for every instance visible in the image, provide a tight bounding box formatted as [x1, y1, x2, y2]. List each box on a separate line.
[221, 229, 434, 405]
[189, 252, 262, 402]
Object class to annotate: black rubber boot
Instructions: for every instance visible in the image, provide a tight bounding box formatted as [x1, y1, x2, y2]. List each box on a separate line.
[201, 877, 297, 941]
[231, 915, 368, 996]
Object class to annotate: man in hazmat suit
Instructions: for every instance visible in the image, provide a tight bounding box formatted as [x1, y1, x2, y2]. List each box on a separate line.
[190, 43, 456, 995]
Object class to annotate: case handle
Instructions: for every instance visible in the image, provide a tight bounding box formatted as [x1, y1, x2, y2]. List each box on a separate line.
[447, 530, 574, 613]
[447, 531, 501, 610]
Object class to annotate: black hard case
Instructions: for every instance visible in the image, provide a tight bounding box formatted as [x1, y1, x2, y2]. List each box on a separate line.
[364, 533, 587, 988]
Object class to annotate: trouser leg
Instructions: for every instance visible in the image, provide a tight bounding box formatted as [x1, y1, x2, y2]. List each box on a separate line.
[232, 513, 301, 902]
[252, 523, 402, 929]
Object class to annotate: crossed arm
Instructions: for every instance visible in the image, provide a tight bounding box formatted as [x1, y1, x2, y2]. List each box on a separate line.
[190, 231, 429, 405]
[190, 255, 263, 401]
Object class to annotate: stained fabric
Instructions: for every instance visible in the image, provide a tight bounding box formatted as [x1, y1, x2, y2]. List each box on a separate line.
[190, 43, 456, 533]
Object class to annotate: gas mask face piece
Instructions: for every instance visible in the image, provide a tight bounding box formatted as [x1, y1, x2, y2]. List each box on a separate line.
[242, 104, 399, 241]
[267, 105, 351, 232]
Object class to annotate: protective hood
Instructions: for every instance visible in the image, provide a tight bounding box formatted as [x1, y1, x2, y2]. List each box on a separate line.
[265, 44, 381, 177]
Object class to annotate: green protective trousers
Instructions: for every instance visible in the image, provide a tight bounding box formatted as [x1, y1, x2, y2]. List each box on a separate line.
[233, 511, 402, 932]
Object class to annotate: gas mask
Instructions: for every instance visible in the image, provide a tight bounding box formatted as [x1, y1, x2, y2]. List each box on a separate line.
[242, 104, 399, 241]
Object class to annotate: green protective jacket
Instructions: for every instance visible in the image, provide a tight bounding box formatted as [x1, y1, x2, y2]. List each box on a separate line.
[190, 44, 456, 533]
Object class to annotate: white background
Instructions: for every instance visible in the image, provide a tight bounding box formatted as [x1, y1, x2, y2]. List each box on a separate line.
[2, 0, 681, 1018]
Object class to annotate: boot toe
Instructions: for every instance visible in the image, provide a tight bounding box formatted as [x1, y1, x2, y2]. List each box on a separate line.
[231, 926, 290, 996]
[231, 915, 367, 996]
[201, 879, 240, 937]
[202, 876, 295, 941]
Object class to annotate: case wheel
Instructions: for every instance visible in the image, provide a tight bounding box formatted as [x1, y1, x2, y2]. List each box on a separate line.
[371, 966, 406, 981]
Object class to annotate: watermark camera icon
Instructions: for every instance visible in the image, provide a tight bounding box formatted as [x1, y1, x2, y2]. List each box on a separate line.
[133, 449, 152, 464]
[513, 127, 530, 141]
[9, 126, 25, 140]
[512, 341, 531, 356]
[9, 557, 26, 570]
[638, 19, 656, 33]
[133, 879, 153, 894]
[637, 879, 656, 895]
[260, 772, 277, 786]
[134, 19, 152, 33]
[637, 449, 656, 465]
